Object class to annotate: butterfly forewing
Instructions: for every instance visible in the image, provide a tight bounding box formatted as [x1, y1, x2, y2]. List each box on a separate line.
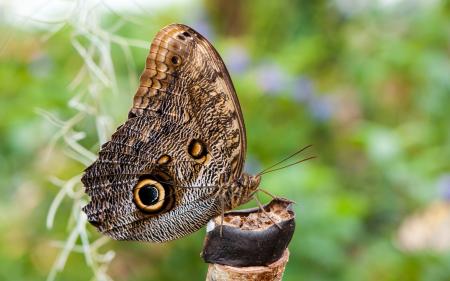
[132, 24, 246, 177]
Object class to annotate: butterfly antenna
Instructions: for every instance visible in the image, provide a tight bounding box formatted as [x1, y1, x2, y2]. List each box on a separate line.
[257, 145, 313, 176]
[258, 156, 316, 176]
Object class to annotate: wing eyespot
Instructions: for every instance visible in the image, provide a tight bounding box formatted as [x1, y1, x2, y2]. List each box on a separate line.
[157, 154, 172, 165]
[182, 31, 191, 37]
[187, 139, 211, 164]
[133, 173, 174, 214]
[133, 179, 165, 212]
[171, 55, 181, 66]
[188, 139, 207, 159]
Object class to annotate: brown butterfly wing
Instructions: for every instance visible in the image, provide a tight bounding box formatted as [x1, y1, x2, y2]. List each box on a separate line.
[81, 24, 246, 242]
[82, 115, 223, 242]
[131, 23, 246, 176]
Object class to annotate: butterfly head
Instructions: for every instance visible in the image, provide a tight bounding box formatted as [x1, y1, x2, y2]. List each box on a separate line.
[239, 173, 261, 199]
[247, 173, 261, 191]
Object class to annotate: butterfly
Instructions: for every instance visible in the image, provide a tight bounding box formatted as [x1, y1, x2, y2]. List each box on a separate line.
[81, 23, 263, 242]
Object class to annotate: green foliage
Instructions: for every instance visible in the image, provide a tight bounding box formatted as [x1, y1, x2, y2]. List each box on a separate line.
[0, 0, 449, 280]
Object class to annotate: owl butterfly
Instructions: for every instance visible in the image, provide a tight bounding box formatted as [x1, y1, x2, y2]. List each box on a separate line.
[82, 23, 308, 243]
[81, 23, 261, 242]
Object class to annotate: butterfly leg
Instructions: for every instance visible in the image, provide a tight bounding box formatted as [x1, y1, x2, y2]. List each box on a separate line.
[257, 188, 280, 200]
[252, 194, 282, 229]
[248, 188, 280, 201]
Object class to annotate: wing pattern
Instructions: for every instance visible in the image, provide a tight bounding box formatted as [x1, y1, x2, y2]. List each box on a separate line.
[82, 24, 247, 242]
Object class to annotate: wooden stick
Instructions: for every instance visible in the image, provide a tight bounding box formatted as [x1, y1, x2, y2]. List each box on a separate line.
[206, 249, 290, 281]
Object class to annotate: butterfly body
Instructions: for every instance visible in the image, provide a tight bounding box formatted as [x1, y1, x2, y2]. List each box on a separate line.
[223, 173, 261, 210]
[81, 24, 261, 242]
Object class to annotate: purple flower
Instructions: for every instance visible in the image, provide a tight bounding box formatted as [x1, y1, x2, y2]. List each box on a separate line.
[308, 95, 333, 122]
[291, 77, 334, 121]
[292, 77, 315, 103]
[256, 61, 289, 94]
[437, 174, 450, 201]
[224, 45, 250, 75]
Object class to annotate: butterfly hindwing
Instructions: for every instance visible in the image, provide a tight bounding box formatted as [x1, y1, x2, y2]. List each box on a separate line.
[83, 114, 223, 242]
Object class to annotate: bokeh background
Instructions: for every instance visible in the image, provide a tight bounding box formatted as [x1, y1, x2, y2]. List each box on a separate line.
[1, 0, 449, 280]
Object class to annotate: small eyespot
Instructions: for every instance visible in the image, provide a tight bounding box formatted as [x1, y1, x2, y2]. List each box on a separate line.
[157, 154, 172, 165]
[182, 31, 191, 37]
[171, 55, 181, 66]
[188, 139, 207, 159]
[133, 179, 165, 212]
[177, 34, 185, 40]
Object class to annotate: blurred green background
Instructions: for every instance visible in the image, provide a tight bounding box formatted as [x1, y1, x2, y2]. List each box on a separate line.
[1, 0, 449, 280]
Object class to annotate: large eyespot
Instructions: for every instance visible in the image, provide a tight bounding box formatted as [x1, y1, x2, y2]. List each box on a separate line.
[133, 179, 165, 212]
[188, 139, 207, 159]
